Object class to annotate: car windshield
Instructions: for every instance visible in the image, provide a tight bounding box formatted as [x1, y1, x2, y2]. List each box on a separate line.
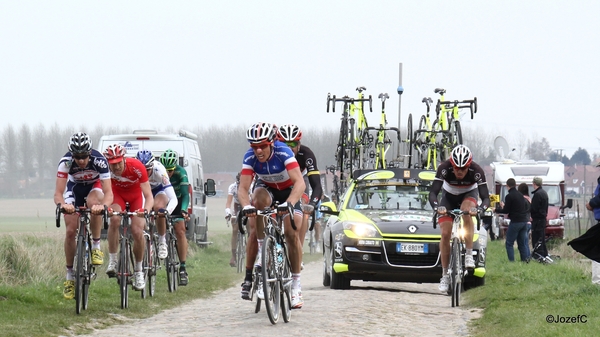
[347, 183, 433, 211]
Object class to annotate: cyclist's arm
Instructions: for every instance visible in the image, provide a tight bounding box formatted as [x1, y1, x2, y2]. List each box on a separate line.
[428, 179, 443, 208]
[54, 176, 68, 206]
[141, 181, 154, 213]
[287, 166, 306, 205]
[100, 178, 114, 208]
[179, 183, 190, 211]
[307, 172, 323, 205]
[477, 183, 490, 209]
[225, 193, 233, 209]
[238, 173, 253, 207]
[164, 185, 178, 214]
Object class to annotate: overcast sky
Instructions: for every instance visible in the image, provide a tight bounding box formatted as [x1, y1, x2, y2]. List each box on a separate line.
[1, 1, 599, 157]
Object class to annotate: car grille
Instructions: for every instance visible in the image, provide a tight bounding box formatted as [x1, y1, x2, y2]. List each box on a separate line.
[383, 241, 440, 267]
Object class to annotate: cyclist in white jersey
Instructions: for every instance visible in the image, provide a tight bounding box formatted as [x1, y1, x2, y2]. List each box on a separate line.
[225, 172, 242, 267]
[136, 150, 178, 259]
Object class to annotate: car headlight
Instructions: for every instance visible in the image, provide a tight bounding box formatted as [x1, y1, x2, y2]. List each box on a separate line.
[343, 222, 380, 238]
[548, 218, 564, 226]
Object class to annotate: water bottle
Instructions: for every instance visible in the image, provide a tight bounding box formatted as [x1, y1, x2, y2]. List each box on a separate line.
[276, 242, 283, 267]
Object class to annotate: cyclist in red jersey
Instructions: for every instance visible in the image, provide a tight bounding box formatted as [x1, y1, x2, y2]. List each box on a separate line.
[103, 144, 154, 291]
[428, 145, 490, 293]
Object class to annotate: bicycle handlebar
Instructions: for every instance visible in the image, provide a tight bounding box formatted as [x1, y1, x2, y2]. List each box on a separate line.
[432, 208, 481, 230]
[55, 204, 109, 229]
[237, 208, 247, 235]
[436, 98, 478, 119]
[327, 93, 372, 113]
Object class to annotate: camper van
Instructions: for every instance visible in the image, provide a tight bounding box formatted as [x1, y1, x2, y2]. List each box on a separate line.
[490, 160, 572, 239]
[98, 129, 216, 246]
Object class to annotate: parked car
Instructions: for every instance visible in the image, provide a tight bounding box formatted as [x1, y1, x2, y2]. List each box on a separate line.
[320, 168, 487, 290]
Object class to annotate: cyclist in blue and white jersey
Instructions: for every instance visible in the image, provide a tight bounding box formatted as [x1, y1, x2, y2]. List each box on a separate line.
[136, 150, 178, 260]
[53, 132, 114, 299]
[238, 122, 306, 309]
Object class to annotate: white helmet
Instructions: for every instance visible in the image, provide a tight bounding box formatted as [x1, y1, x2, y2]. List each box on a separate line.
[277, 124, 302, 142]
[450, 145, 473, 168]
[246, 122, 276, 144]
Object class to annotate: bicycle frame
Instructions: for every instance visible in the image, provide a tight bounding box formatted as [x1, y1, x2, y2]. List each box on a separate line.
[434, 88, 477, 159]
[413, 97, 441, 170]
[349, 86, 372, 169]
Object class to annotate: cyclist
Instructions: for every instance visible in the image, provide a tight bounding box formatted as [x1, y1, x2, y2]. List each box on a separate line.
[276, 124, 323, 255]
[225, 172, 242, 267]
[428, 144, 490, 293]
[136, 150, 178, 260]
[103, 144, 154, 291]
[159, 149, 191, 286]
[238, 122, 306, 309]
[53, 132, 114, 299]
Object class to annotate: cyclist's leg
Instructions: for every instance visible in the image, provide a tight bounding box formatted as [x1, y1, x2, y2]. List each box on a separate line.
[86, 181, 105, 265]
[298, 193, 310, 252]
[153, 192, 169, 259]
[129, 195, 146, 290]
[285, 206, 304, 308]
[230, 203, 240, 266]
[459, 191, 478, 251]
[106, 194, 125, 276]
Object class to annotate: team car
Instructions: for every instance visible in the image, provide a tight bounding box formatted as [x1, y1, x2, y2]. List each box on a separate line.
[320, 168, 487, 290]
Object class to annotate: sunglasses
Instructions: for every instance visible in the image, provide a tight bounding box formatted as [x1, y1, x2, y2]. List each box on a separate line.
[453, 166, 469, 172]
[285, 141, 298, 148]
[251, 143, 270, 150]
[72, 154, 90, 160]
[166, 168, 175, 172]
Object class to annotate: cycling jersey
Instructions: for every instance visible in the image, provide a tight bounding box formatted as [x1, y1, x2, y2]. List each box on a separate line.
[241, 140, 299, 190]
[296, 144, 322, 205]
[148, 161, 178, 214]
[56, 149, 111, 184]
[429, 160, 490, 209]
[110, 157, 149, 210]
[57, 149, 110, 207]
[168, 165, 190, 214]
[228, 181, 240, 205]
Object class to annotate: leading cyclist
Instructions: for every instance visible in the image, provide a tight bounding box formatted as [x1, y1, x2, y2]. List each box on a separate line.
[428, 145, 490, 293]
[238, 122, 306, 309]
[53, 132, 114, 299]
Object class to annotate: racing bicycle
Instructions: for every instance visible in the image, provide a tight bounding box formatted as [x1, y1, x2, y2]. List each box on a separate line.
[258, 204, 297, 324]
[433, 208, 480, 307]
[434, 88, 477, 160]
[412, 97, 442, 169]
[230, 208, 247, 273]
[163, 213, 181, 292]
[349, 86, 372, 170]
[237, 213, 262, 314]
[145, 212, 161, 297]
[365, 93, 400, 169]
[55, 204, 108, 314]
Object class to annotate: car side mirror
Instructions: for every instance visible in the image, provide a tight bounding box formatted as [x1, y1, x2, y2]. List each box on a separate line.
[204, 179, 216, 197]
[319, 201, 340, 216]
[561, 198, 573, 210]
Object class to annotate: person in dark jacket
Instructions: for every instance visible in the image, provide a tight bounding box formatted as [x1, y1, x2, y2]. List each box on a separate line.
[568, 167, 600, 283]
[518, 182, 532, 260]
[531, 176, 549, 260]
[495, 178, 530, 262]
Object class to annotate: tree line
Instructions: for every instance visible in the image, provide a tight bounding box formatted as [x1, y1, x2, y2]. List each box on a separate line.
[0, 123, 596, 198]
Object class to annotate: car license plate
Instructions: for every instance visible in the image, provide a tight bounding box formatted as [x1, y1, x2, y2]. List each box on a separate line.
[397, 243, 427, 254]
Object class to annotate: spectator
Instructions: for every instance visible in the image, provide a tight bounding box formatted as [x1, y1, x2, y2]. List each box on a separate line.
[495, 178, 530, 262]
[530, 176, 549, 261]
[518, 182, 532, 260]
[568, 165, 600, 284]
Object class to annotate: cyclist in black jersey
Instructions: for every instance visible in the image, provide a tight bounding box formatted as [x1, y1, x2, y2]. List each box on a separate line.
[277, 124, 323, 253]
[428, 145, 490, 293]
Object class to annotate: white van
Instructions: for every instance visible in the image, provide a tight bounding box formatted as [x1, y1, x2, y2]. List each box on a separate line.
[98, 129, 216, 246]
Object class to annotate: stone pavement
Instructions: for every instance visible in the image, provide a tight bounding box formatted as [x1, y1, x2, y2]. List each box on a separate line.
[80, 261, 481, 337]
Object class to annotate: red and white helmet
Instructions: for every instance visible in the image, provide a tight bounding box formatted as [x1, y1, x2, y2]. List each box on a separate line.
[450, 145, 473, 168]
[246, 122, 276, 145]
[277, 124, 302, 142]
[104, 144, 126, 164]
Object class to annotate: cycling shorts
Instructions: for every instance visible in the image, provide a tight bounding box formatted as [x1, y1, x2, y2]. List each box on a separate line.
[254, 179, 302, 215]
[151, 185, 165, 197]
[438, 189, 478, 223]
[64, 180, 102, 207]
[112, 188, 144, 211]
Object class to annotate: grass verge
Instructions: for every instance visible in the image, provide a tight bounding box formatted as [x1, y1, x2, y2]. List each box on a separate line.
[467, 238, 599, 336]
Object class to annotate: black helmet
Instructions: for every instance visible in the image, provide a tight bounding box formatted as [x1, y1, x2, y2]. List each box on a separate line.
[68, 132, 92, 155]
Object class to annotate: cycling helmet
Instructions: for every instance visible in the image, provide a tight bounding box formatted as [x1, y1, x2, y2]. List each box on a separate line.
[450, 144, 473, 168]
[160, 149, 178, 170]
[104, 144, 126, 164]
[68, 132, 92, 155]
[246, 122, 276, 145]
[136, 150, 155, 170]
[277, 124, 302, 142]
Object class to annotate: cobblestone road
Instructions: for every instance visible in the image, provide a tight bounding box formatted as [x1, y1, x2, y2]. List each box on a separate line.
[80, 261, 481, 337]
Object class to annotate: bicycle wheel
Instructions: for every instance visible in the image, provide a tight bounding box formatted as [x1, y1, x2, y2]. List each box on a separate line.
[119, 239, 130, 309]
[406, 113, 413, 168]
[141, 233, 150, 299]
[281, 243, 292, 323]
[262, 235, 280, 324]
[452, 120, 463, 145]
[414, 115, 427, 169]
[148, 234, 158, 297]
[74, 234, 86, 314]
[82, 236, 92, 311]
[252, 266, 261, 313]
[166, 232, 179, 292]
[450, 237, 462, 307]
[236, 232, 246, 274]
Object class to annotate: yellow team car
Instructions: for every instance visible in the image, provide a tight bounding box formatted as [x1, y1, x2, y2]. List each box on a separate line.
[320, 168, 487, 290]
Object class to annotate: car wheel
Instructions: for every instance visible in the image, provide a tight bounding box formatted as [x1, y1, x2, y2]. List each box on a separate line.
[322, 242, 331, 287]
[329, 242, 350, 290]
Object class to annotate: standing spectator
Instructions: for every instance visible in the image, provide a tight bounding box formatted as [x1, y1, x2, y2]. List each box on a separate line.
[495, 178, 530, 262]
[530, 176, 549, 261]
[568, 167, 600, 284]
[518, 182, 532, 260]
